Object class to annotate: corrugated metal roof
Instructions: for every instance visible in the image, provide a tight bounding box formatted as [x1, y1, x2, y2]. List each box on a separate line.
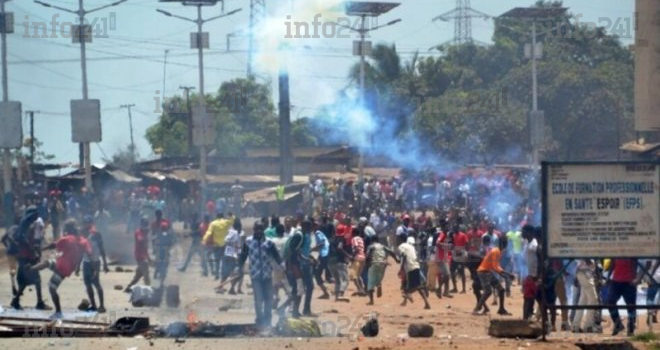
[245, 147, 351, 158]
[106, 169, 141, 183]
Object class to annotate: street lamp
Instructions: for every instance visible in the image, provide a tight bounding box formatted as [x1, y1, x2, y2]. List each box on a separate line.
[157, 0, 241, 213]
[35, 0, 128, 192]
[341, 1, 401, 207]
[499, 7, 567, 169]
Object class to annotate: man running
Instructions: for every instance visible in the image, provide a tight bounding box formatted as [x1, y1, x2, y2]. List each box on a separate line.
[473, 236, 514, 316]
[365, 236, 399, 305]
[397, 234, 431, 309]
[125, 217, 152, 292]
[32, 219, 91, 319]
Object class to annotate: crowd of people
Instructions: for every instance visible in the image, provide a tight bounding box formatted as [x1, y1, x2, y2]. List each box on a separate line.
[0, 169, 658, 339]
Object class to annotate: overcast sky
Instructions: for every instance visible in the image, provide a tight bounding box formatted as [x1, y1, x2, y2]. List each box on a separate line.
[4, 0, 633, 165]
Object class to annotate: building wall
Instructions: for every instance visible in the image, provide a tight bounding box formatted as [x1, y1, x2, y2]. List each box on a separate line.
[207, 157, 350, 175]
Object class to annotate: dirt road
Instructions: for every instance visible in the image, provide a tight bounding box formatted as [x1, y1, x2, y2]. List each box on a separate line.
[0, 225, 657, 350]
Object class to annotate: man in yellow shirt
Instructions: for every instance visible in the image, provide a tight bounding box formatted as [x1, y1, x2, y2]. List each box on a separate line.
[203, 213, 234, 280]
[473, 236, 514, 316]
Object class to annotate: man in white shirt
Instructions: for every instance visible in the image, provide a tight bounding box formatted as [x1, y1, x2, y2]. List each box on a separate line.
[396, 215, 411, 239]
[397, 235, 430, 309]
[521, 225, 539, 320]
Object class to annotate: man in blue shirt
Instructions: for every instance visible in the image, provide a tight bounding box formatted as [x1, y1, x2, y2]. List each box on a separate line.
[312, 221, 330, 299]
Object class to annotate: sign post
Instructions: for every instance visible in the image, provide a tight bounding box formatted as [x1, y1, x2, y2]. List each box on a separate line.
[541, 161, 660, 339]
[543, 162, 660, 259]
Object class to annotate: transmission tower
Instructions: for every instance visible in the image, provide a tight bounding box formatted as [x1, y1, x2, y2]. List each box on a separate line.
[247, 0, 266, 77]
[432, 0, 490, 47]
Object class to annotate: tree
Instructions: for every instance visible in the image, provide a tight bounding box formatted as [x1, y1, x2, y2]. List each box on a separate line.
[311, 0, 634, 165]
[14, 137, 55, 163]
[146, 78, 279, 157]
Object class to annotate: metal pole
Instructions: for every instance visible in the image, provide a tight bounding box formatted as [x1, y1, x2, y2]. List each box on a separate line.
[180, 86, 194, 155]
[358, 14, 366, 200]
[247, 0, 254, 77]
[120, 104, 136, 159]
[197, 4, 207, 212]
[617, 98, 622, 161]
[531, 20, 538, 168]
[1, 0, 12, 223]
[29, 110, 34, 171]
[163, 49, 168, 101]
[78, 0, 92, 191]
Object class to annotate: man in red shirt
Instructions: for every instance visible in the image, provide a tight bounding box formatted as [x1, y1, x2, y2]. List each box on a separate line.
[466, 223, 484, 254]
[336, 216, 354, 246]
[435, 223, 453, 299]
[450, 226, 469, 294]
[607, 259, 643, 336]
[125, 217, 153, 292]
[32, 219, 92, 319]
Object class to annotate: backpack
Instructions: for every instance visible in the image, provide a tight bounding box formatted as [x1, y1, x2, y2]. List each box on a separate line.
[282, 231, 303, 261]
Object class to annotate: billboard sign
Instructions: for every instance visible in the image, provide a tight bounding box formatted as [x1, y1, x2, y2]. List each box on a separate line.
[543, 162, 660, 258]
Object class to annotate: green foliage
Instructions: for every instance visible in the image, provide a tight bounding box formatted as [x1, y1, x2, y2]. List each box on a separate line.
[14, 138, 55, 163]
[334, 0, 634, 163]
[145, 1, 634, 164]
[631, 332, 659, 342]
[145, 77, 317, 157]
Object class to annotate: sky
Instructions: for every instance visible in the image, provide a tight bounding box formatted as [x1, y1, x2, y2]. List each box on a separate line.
[2, 0, 634, 165]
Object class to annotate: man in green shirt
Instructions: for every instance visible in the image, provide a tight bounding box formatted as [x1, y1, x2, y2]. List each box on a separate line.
[505, 228, 523, 285]
[275, 184, 285, 216]
[264, 216, 280, 239]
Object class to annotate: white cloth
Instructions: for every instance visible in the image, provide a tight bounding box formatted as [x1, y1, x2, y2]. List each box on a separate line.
[573, 268, 597, 331]
[129, 285, 154, 306]
[398, 242, 420, 273]
[426, 236, 437, 263]
[224, 228, 242, 259]
[525, 238, 539, 278]
[33, 218, 45, 240]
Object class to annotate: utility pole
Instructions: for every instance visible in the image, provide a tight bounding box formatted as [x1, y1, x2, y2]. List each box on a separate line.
[163, 49, 169, 101]
[158, 0, 241, 213]
[179, 85, 195, 155]
[25, 110, 40, 176]
[0, 0, 22, 230]
[35, 0, 128, 191]
[531, 20, 539, 167]
[341, 2, 401, 211]
[119, 104, 136, 159]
